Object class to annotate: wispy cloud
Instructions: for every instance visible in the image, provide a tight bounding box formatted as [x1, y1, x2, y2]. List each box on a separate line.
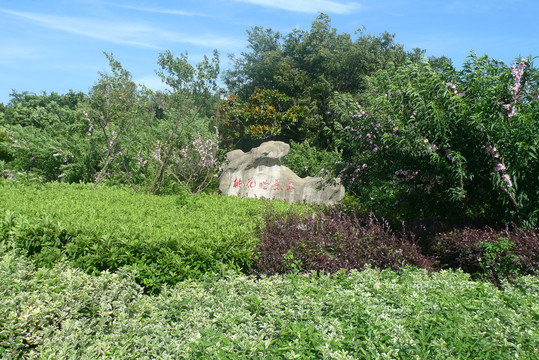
[444, 0, 509, 14]
[0, 8, 242, 50]
[107, 3, 208, 17]
[233, 0, 361, 14]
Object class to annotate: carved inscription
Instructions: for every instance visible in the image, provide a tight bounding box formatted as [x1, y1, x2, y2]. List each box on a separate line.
[232, 177, 296, 191]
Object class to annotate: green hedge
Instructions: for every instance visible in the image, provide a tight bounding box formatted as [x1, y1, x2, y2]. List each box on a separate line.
[2, 250, 538, 359]
[0, 182, 294, 293]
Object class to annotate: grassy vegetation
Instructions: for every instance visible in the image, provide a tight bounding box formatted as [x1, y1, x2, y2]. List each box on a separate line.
[0, 182, 295, 294]
[1, 183, 538, 359]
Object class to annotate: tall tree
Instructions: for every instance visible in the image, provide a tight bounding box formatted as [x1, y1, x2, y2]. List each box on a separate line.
[223, 13, 424, 148]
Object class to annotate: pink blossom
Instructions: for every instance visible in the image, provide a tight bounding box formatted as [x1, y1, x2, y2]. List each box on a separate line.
[87, 124, 94, 137]
[446, 82, 458, 94]
[3, 170, 15, 179]
[136, 152, 148, 167]
[495, 163, 506, 172]
[502, 174, 512, 187]
[82, 109, 91, 122]
[485, 145, 500, 158]
[58, 173, 66, 179]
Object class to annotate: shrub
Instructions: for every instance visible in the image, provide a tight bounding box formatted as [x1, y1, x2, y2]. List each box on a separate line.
[254, 207, 435, 275]
[331, 53, 539, 228]
[281, 139, 343, 178]
[3, 250, 538, 359]
[0, 183, 294, 294]
[217, 89, 305, 151]
[148, 129, 220, 194]
[431, 226, 539, 286]
[0, 250, 143, 359]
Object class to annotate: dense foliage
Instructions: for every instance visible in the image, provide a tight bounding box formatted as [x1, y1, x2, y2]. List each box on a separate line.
[0, 183, 292, 294]
[1, 52, 222, 194]
[1, 13, 536, 229]
[431, 226, 539, 286]
[2, 249, 538, 359]
[221, 14, 424, 149]
[217, 89, 305, 151]
[1, 183, 536, 291]
[1, 14, 538, 357]
[331, 53, 539, 228]
[254, 207, 434, 275]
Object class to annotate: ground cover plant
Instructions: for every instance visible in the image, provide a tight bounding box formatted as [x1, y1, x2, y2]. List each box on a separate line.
[2, 248, 538, 359]
[0, 182, 294, 294]
[1, 182, 536, 291]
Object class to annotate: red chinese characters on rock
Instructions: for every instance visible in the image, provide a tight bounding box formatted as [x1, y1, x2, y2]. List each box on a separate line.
[233, 177, 296, 191]
[270, 179, 283, 191]
[233, 177, 243, 188]
[286, 179, 296, 190]
[246, 177, 256, 188]
[259, 179, 270, 190]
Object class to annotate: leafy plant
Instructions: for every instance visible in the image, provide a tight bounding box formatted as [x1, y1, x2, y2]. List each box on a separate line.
[224, 14, 424, 148]
[0, 182, 294, 294]
[254, 206, 434, 276]
[431, 226, 539, 286]
[2, 249, 537, 359]
[332, 53, 539, 228]
[149, 129, 220, 194]
[281, 139, 343, 178]
[217, 88, 304, 150]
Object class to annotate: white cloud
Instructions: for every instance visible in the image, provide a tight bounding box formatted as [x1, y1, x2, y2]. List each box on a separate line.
[0, 8, 243, 50]
[233, 0, 361, 14]
[107, 3, 207, 17]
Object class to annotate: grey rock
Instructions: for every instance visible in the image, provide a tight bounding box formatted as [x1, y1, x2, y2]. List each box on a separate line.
[219, 141, 345, 205]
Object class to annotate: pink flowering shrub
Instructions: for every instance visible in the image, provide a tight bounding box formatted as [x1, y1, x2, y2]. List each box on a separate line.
[149, 128, 220, 193]
[332, 52, 539, 228]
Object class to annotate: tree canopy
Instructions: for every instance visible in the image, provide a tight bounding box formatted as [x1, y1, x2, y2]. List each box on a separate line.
[222, 13, 424, 147]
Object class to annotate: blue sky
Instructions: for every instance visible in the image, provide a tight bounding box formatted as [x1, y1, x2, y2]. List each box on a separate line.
[1, 0, 537, 104]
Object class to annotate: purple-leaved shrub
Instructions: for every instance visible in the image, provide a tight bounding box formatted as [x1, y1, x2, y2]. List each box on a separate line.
[431, 227, 539, 286]
[254, 207, 435, 276]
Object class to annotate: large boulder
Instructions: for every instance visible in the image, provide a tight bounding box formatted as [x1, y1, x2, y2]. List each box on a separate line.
[219, 141, 345, 205]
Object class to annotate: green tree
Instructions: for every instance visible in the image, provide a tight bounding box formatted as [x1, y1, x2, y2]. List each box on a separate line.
[0, 90, 89, 182]
[85, 52, 154, 191]
[217, 88, 305, 150]
[224, 13, 423, 148]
